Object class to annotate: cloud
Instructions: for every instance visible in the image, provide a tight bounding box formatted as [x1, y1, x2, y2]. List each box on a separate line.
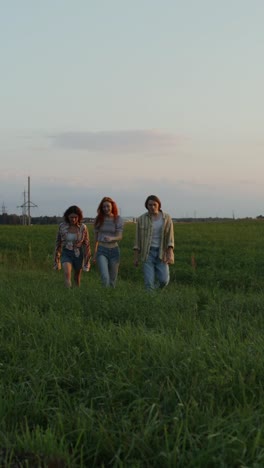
[48, 129, 184, 153]
[237, 179, 258, 186]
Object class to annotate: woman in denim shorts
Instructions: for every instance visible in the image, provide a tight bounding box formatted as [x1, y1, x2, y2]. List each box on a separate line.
[54, 205, 91, 288]
[94, 197, 124, 288]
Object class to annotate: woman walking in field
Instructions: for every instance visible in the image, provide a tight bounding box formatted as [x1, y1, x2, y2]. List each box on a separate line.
[133, 195, 174, 291]
[53, 205, 91, 288]
[93, 196, 124, 288]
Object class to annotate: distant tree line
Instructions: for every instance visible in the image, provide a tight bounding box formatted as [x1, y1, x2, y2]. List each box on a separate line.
[0, 214, 61, 225]
[0, 214, 95, 225]
[1, 213, 263, 226]
[0, 214, 21, 225]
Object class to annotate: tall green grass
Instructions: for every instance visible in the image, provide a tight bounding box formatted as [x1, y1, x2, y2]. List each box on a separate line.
[1, 221, 264, 466]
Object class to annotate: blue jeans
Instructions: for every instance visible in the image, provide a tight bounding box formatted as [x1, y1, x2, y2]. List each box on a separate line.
[143, 247, 170, 291]
[96, 245, 120, 288]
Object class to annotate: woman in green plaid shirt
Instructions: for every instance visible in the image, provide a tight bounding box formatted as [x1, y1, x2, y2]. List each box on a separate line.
[133, 195, 174, 291]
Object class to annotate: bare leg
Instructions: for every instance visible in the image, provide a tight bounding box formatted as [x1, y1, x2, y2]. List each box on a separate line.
[62, 262, 72, 288]
[74, 269, 82, 287]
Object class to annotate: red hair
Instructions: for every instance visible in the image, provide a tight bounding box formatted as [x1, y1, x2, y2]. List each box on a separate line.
[94, 197, 119, 227]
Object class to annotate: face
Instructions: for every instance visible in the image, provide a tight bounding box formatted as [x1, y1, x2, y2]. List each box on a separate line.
[147, 200, 160, 215]
[68, 213, 79, 224]
[102, 201, 113, 216]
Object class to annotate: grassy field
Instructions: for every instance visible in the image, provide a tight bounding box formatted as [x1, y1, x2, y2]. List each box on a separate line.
[1, 221, 264, 467]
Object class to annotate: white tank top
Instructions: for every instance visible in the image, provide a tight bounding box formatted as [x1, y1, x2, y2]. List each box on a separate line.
[66, 232, 77, 241]
[151, 216, 163, 247]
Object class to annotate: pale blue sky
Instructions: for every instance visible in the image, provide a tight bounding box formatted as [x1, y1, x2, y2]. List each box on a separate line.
[1, 0, 263, 218]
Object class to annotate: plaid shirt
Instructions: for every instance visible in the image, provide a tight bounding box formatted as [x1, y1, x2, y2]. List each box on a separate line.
[54, 222, 91, 270]
[134, 211, 174, 263]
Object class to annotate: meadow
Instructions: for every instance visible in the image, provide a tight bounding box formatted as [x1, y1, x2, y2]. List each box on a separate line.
[1, 221, 264, 467]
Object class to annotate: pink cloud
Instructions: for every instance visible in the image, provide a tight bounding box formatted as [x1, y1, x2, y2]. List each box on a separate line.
[49, 129, 185, 153]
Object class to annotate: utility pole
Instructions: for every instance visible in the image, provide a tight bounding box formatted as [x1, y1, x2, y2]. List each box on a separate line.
[17, 176, 38, 225]
[17, 190, 27, 225]
[2, 202, 7, 214]
[28, 176, 31, 225]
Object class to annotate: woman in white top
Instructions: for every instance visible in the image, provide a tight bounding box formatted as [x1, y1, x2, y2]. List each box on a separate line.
[133, 195, 174, 291]
[54, 205, 91, 288]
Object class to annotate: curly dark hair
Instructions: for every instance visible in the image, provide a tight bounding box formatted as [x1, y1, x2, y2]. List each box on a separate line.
[63, 205, 83, 223]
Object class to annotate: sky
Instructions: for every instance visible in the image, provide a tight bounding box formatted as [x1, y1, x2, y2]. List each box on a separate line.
[1, 0, 264, 219]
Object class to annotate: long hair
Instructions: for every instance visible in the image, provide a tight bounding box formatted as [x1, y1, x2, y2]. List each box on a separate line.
[145, 195, 162, 210]
[94, 197, 119, 227]
[63, 205, 83, 223]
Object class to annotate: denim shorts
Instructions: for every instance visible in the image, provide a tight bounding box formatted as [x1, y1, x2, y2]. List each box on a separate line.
[61, 248, 83, 270]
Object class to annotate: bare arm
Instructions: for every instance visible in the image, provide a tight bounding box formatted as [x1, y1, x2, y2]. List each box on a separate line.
[103, 232, 123, 242]
[93, 232, 98, 263]
[53, 228, 62, 270]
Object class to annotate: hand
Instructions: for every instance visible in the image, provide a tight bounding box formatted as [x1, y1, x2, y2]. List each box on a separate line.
[83, 265, 90, 272]
[165, 248, 174, 265]
[103, 236, 112, 242]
